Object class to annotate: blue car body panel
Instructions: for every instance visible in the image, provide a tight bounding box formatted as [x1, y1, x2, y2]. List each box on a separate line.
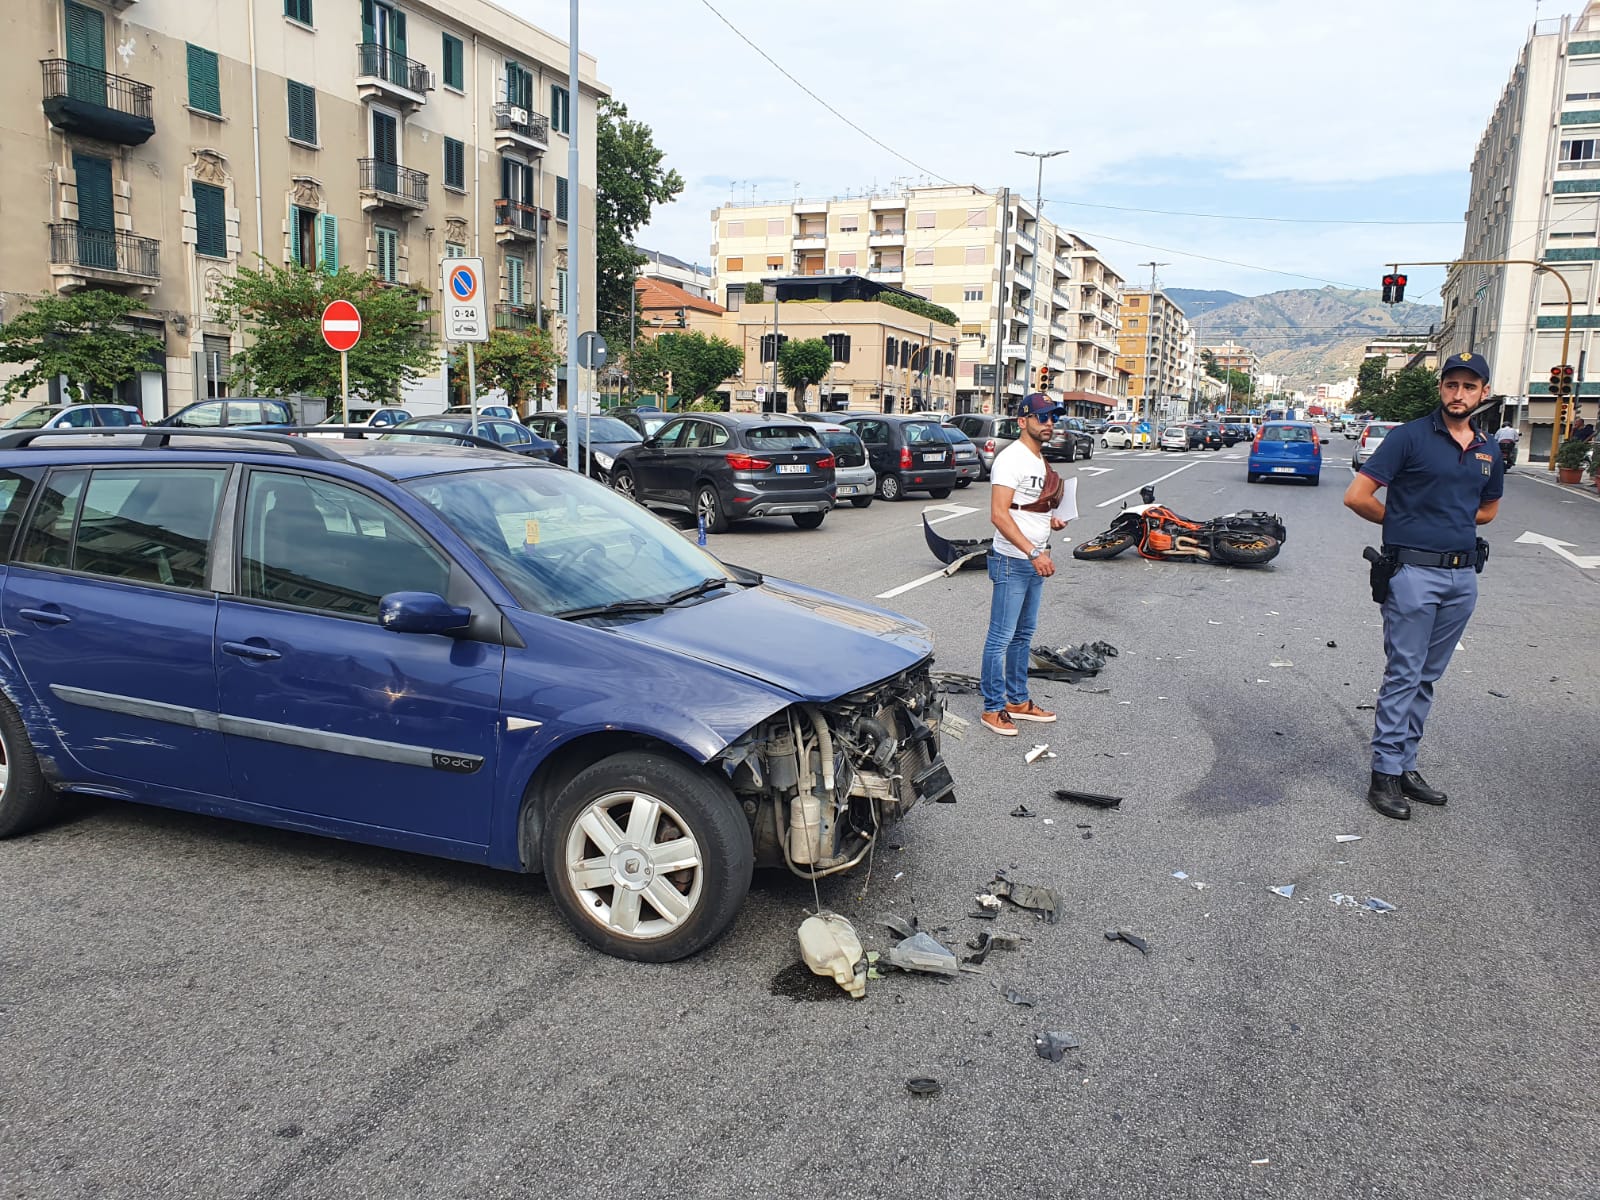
[1248, 421, 1321, 479]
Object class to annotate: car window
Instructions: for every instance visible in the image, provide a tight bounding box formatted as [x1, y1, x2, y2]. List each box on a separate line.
[59, 408, 97, 428]
[97, 408, 140, 427]
[239, 471, 450, 620]
[174, 402, 224, 428]
[407, 466, 732, 617]
[995, 418, 1020, 440]
[19, 469, 87, 568]
[62, 467, 226, 589]
[654, 420, 691, 448]
[226, 402, 265, 425]
[1369, 424, 1396, 438]
[682, 421, 729, 449]
[746, 425, 822, 450]
[3, 408, 57, 430]
[487, 421, 530, 446]
[820, 430, 866, 467]
[847, 420, 885, 444]
[370, 409, 407, 427]
[0, 470, 39, 559]
[1262, 425, 1312, 443]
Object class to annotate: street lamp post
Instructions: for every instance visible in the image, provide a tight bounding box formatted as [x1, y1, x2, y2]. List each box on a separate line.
[1015, 150, 1068, 398]
[1137, 260, 1169, 445]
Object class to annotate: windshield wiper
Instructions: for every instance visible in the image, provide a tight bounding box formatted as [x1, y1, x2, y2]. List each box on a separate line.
[553, 578, 733, 622]
[663, 577, 734, 605]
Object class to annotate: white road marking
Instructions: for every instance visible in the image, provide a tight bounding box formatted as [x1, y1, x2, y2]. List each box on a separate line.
[1520, 470, 1600, 504]
[1079, 466, 1114, 476]
[1514, 530, 1600, 568]
[876, 568, 951, 599]
[1096, 462, 1203, 508]
[921, 503, 978, 526]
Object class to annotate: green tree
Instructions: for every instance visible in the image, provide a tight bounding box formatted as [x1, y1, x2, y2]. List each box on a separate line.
[596, 98, 684, 345]
[778, 338, 834, 412]
[1355, 356, 1391, 411]
[449, 326, 559, 413]
[213, 262, 435, 416]
[1201, 349, 1223, 381]
[627, 331, 742, 408]
[0, 291, 165, 404]
[744, 281, 764, 306]
[1368, 365, 1437, 422]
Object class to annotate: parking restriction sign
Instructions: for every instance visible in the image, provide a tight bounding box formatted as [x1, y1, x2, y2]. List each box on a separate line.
[441, 257, 489, 343]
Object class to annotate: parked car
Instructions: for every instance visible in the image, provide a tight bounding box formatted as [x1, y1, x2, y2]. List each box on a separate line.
[0, 425, 954, 961]
[1158, 424, 1190, 452]
[308, 407, 415, 439]
[838, 414, 956, 501]
[1085, 419, 1110, 435]
[1219, 422, 1252, 447]
[1101, 423, 1137, 449]
[1248, 420, 1324, 484]
[157, 398, 296, 428]
[1352, 420, 1399, 468]
[611, 407, 673, 439]
[1186, 421, 1226, 451]
[523, 411, 644, 480]
[945, 413, 1019, 478]
[444, 404, 518, 421]
[385, 415, 557, 458]
[936, 424, 982, 488]
[611, 412, 836, 530]
[1044, 416, 1096, 463]
[1, 403, 143, 430]
[812, 422, 876, 508]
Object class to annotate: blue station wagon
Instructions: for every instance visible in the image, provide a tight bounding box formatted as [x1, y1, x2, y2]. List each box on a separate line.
[0, 429, 954, 961]
[1247, 420, 1324, 485]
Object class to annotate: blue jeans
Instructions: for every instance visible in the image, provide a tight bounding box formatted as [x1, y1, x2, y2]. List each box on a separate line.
[1371, 564, 1477, 774]
[981, 552, 1044, 712]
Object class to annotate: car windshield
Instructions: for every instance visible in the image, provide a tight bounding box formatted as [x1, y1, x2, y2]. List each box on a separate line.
[406, 466, 732, 616]
[1262, 425, 1312, 443]
[903, 422, 944, 446]
[747, 425, 822, 449]
[4, 408, 58, 430]
[1369, 424, 1396, 439]
[565, 416, 642, 443]
[820, 430, 866, 466]
[995, 418, 1020, 439]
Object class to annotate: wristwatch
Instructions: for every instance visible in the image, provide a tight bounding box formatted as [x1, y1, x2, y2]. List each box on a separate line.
[1027, 548, 1043, 561]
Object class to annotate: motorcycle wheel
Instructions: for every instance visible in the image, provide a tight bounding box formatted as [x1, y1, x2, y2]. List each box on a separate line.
[1072, 530, 1138, 560]
[1211, 533, 1280, 566]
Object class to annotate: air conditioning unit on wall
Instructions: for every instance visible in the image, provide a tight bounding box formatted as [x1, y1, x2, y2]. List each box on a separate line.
[508, 106, 529, 126]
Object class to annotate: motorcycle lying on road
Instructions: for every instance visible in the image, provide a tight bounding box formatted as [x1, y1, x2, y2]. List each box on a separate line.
[1071, 489, 1285, 566]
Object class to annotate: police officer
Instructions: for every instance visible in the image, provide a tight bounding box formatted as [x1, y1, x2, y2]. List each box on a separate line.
[1342, 351, 1504, 819]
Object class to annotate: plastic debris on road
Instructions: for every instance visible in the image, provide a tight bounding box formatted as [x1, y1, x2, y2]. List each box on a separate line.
[1104, 928, 1149, 955]
[1365, 897, 1397, 913]
[876, 913, 916, 941]
[987, 875, 1063, 924]
[963, 930, 1022, 966]
[797, 913, 867, 999]
[1053, 788, 1123, 810]
[941, 711, 971, 741]
[1010, 804, 1036, 818]
[1488, 690, 1508, 698]
[1326, 640, 1338, 648]
[1269, 660, 1294, 668]
[905, 1077, 941, 1097]
[1269, 884, 1295, 899]
[885, 931, 960, 976]
[1173, 871, 1189, 880]
[1024, 744, 1055, 765]
[1335, 834, 1362, 843]
[1035, 1031, 1081, 1062]
[1356, 701, 1376, 711]
[1004, 988, 1035, 1007]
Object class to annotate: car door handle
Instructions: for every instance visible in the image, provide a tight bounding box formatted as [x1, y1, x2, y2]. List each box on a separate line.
[18, 608, 71, 626]
[222, 640, 282, 662]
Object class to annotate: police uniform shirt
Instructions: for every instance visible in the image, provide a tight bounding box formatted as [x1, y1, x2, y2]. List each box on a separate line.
[1359, 408, 1504, 553]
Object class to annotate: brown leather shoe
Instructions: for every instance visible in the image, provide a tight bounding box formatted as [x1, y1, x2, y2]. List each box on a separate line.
[981, 710, 1019, 737]
[1005, 700, 1057, 724]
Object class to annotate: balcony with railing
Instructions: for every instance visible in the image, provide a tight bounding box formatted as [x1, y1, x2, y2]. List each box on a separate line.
[495, 303, 537, 331]
[494, 199, 548, 242]
[359, 158, 428, 212]
[49, 221, 160, 293]
[493, 102, 549, 154]
[868, 227, 905, 245]
[355, 42, 432, 109]
[40, 59, 155, 145]
[792, 226, 827, 249]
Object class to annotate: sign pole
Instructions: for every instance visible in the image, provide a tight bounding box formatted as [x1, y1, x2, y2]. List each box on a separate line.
[467, 342, 479, 436]
[340, 350, 349, 419]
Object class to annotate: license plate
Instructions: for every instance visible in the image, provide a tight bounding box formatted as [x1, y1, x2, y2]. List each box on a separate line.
[837, 484, 858, 495]
[778, 464, 808, 474]
[921, 453, 942, 463]
[1271, 467, 1295, 474]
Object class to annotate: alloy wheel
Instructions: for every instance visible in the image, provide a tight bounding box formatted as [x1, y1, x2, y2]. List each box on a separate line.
[563, 790, 705, 940]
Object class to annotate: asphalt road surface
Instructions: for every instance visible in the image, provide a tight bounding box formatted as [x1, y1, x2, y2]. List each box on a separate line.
[4, 439, 1598, 1200]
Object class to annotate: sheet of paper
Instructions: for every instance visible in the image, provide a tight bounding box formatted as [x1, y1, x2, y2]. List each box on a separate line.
[1057, 475, 1079, 523]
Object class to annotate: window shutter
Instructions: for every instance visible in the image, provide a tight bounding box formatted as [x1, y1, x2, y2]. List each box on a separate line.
[186, 44, 221, 114]
[507, 256, 524, 305]
[317, 213, 338, 274]
[392, 10, 407, 56]
[361, 0, 375, 43]
[290, 207, 302, 265]
[557, 267, 569, 314]
[193, 182, 227, 258]
[556, 176, 569, 221]
[65, 1, 104, 68]
[445, 139, 463, 190]
[288, 81, 316, 143]
[443, 34, 463, 89]
[376, 227, 397, 282]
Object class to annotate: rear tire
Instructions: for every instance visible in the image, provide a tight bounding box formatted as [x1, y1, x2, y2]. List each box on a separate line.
[877, 473, 902, 501]
[955, 479, 972, 489]
[1308, 474, 1321, 487]
[850, 497, 873, 509]
[928, 487, 952, 500]
[696, 483, 729, 534]
[1072, 530, 1138, 560]
[1211, 533, 1281, 566]
[0, 693, 56, 838]
[1247, 473, 1260, 484]
[612, 467, 638, 501]
[541, 751, 753, 962]
[792, 512, 825, 529]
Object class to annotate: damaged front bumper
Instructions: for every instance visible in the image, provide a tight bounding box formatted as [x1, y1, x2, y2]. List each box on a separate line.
[714, 659, 954, 877]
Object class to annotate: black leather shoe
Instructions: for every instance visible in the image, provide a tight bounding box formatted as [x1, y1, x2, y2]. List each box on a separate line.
[1367, 771, 1410, 820]
[1400, 770, 1447, 805]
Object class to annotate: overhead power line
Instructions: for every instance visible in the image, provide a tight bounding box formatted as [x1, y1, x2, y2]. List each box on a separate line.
[1048, 198, 1464, 226]
[696, 0, 953, 186]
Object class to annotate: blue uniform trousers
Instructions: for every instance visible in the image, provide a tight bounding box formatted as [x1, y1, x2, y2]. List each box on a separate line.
[1371, 564, 1477, 775]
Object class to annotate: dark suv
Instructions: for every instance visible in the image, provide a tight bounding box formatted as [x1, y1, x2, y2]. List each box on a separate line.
[1044, 416, 1095, 463]
[0, 426, 952, 962]
[610, 412, 836, 530]
[837, 414, 956, 501]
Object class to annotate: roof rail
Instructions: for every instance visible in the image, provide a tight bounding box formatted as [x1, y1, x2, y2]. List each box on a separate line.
[0, 426, 346, 460]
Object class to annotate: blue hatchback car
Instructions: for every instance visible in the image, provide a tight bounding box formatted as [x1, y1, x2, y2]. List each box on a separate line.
[0, 429, 954, 960]
[1246, 421, 1323, 485]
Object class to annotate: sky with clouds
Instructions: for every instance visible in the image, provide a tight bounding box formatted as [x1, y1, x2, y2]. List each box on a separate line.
[506, 0, 1572, 302]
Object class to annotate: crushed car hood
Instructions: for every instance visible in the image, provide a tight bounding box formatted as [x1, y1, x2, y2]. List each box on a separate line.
[615, 579, 934, 701]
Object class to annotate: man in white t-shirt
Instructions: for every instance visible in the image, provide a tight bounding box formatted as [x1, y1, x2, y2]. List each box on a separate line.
[980, 392, 1070, 736]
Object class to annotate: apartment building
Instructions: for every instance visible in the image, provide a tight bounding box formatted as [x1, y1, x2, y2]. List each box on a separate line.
[1204, 340, 1260, 379]
[1439, 1, 1600, 456]
[685, 275, 959, 413]
[637, 246, 713, 299]
[0, 0, 603, 415]
[708, 186, 1126, 416]
[1116, 288, 1192, 420]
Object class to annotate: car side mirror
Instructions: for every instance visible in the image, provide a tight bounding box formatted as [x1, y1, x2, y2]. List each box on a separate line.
[380, 591, 472, 636]
[1321, 437, 1330, 444]
[642, 436, 658, 448]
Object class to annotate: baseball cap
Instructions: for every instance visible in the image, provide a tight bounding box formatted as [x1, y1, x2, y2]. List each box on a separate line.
[1019, 392, 1065, 420]
[1440, 351, 1491, 382]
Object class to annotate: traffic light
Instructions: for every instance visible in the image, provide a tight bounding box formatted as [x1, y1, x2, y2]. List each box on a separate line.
[1551, 364, 1575, 399]
[1393, 274, 1407, 303]
[1038, 365, 1052, 392]
[1382, 274, 1395, 304]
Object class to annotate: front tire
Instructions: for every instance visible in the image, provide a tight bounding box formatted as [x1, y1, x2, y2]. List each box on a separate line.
[696, 483, 729, 534]
[542, 751, 753, 963]
[612, 467, 638, 501]
[1072, 530, 1137, 560]
[850, 496, 873, 509]
[877, 473, 902, 501]
[0, 693, 56, 838]
[1211, 533, 1281, 566]
[792, 512, 825, 529]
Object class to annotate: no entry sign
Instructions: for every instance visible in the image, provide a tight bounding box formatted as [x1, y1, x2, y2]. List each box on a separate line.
[321, 300, 362, 353]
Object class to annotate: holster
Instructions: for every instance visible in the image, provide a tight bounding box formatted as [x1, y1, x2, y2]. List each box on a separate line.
[1475, 537, 1490, 574]
[1363, 546, 1398, 604]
